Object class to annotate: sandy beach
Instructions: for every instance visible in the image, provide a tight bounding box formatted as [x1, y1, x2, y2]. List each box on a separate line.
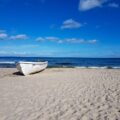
[0, 68, 120, 120]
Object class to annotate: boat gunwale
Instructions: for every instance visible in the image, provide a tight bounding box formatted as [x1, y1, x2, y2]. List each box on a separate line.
[16, 61, 48, 65]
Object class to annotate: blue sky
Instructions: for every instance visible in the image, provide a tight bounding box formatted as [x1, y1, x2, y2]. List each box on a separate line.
[0, 0, 120, 57]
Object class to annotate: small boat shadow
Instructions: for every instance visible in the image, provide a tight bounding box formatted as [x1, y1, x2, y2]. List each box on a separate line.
[13, 69, 46, 76]
[13, 72, 24, 76]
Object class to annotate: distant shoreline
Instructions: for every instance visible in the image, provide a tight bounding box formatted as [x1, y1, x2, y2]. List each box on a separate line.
[0, 65, 120, 69]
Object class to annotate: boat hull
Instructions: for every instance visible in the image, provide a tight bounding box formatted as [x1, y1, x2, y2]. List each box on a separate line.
[16, 61, 48, 75]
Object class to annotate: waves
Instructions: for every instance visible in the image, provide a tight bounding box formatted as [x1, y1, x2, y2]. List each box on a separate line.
[0, 57, 120, 69]
[0, 61, 15, 68]
[75, 66, 120, 69]
[0, 61, 15, 64]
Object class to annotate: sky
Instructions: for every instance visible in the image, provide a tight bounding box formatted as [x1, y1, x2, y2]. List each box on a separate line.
[0, 0, 120, 57]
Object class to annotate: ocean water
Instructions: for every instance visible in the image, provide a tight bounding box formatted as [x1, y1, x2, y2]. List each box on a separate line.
[0, 57, 120, 69]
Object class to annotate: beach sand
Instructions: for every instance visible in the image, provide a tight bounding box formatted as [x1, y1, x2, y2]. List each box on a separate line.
[0, 68, 120, 120]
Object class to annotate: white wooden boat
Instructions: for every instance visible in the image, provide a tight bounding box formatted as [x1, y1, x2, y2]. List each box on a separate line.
[16, 61, 48, 75]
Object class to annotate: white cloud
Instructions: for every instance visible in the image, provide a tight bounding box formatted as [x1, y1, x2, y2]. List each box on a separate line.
[57, 40, 64, 44]
[79, 0, 106, 11]
[88, 39, 97, 43]
[61, 19, 82, 29]
[45, 37, 59, 41]
[108, 3, 119, 8]
[36, 36, 59, 42]
[65, 38, 85, 43]
[65, 38, 97, 44]
[0, 32, 29, 41]
[10, 34, 28, 40]
[0, 33, 8, 40]
[36, 36, 97, 44]
[0, 51, 32, 57]
[36, 37, 45, 42]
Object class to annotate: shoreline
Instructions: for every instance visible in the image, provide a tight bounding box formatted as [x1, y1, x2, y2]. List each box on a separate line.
[0, 67, 120, 78]
[0, 65, 120, 69]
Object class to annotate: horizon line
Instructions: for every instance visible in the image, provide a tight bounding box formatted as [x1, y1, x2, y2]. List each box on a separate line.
[0, 56, 120, 59]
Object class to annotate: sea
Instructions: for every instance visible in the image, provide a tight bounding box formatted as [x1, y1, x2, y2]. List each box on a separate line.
[0, 57, 120, 69]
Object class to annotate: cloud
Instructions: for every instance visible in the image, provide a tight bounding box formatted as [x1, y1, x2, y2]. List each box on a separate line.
[45, 37, 59, 41]
[10, 34, 28, 40]
[0, 33, 8, 40]
[79, 0, 119, 11]
[0, 44, 39, 49]
[108, 3, 119, 8]
[0, 32, 28, 40]
[36, 36, 59, 42]
[79, 0, 106, 11]
[65, 38, 97, 44]
[65, 38, 85, 43]
[88, 39, 97, 43]
[0, 51, 32, 57]
[0, 44, 40, 56]
[36, 36, 97, 44]
[36, 37, 45, 42]
[61, 19, 82, 29]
